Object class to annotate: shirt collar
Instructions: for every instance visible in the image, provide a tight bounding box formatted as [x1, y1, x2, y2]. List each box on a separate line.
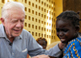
[0, 24, 6, 37]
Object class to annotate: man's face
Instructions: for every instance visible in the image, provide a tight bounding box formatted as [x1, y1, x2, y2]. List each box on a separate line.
[56, 20, 76, 43]
[2, 8, 25, 38]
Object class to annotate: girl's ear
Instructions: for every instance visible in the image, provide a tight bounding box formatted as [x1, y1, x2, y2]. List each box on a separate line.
[75, 25, 80, 32]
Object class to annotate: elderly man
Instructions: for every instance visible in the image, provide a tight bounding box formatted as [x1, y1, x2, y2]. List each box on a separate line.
[0, 1, 64, 58]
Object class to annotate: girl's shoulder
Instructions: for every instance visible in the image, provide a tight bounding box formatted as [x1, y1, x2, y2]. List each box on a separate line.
[63, 37, 81, 58]
[69, 37, 81, 46]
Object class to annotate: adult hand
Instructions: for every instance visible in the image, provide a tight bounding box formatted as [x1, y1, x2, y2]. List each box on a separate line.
[58, 42, 66, 50]
[32, 55, 50, 58]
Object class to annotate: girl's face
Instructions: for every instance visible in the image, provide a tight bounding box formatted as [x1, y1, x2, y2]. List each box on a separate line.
[56, 20, 77, 43]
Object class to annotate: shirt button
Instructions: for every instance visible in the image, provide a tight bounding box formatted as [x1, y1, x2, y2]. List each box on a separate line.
[12, 53, 14, 56]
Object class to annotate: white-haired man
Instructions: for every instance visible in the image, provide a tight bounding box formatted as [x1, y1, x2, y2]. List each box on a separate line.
[0, 1, 64, 58]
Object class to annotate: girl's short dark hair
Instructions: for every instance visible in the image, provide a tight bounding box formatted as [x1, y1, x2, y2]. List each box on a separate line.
[56, 11, 80, 27]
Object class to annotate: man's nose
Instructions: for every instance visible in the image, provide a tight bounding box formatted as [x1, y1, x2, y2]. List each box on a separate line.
[16, 21, 21, 27]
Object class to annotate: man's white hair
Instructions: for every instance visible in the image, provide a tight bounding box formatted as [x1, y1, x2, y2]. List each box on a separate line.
[1, 1, 25, 19]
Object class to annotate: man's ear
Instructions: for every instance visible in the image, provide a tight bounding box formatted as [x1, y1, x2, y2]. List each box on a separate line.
[0, 18, 5, 25]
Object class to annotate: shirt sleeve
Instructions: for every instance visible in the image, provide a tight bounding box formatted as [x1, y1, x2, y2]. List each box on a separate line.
[45, 44, 62, 57]
[27, 32, 62, 57]
[27, 33, 46, 57]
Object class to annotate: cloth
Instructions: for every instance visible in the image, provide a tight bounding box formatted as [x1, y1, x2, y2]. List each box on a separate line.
[0, 24, 62, 58]
[46, 41, 60, 50]
[63, 37, 81, 58]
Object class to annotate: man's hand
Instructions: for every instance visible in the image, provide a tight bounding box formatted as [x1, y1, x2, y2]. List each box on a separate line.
[32, 55, 50, 58]
[58, 42, 66, 50]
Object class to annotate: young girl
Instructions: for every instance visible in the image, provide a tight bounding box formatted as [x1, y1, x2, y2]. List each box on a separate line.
[56, 11, 81, 58]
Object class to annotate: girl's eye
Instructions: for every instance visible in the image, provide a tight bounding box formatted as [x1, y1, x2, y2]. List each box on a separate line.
[62, 29, 68, 32]
[56, 28, 69, 32]
[56, 29, 59, 32]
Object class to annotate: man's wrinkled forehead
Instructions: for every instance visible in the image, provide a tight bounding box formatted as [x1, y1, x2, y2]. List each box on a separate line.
[7, 8, 25, 17]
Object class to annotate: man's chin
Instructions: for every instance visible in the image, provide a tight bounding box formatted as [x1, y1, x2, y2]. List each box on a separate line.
[12, 34, 20, 37]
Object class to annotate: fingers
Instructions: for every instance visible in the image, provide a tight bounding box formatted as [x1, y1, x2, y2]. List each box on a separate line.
[32, 55, 50, 58]
[58, 42, 66, 50]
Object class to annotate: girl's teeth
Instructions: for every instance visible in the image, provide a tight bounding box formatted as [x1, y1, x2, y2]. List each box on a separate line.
[61, 39, 65, 41]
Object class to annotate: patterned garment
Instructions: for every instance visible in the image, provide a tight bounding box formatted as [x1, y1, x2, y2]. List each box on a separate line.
[63, 37, 81, 58]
